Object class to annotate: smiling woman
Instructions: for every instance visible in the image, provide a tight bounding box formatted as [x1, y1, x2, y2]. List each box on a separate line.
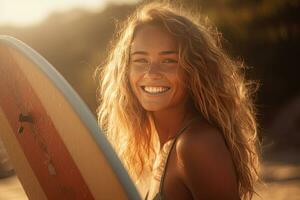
[96, 2, 260, 200]
[129, 25, 188, 112]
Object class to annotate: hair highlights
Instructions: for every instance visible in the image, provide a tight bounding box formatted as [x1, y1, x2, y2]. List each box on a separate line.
[96, 3, 260, 199]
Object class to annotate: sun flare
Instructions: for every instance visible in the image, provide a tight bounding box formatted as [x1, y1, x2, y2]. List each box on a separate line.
[0, 0, 138, 27]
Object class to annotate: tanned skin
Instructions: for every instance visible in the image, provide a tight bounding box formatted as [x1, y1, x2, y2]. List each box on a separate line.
[129, 24, 239, 200]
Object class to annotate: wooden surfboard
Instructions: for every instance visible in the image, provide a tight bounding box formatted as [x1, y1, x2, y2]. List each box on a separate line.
[0, 35, 141, 200]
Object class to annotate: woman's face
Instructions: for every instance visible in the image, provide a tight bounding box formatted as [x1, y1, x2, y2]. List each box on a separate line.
[129, 24, 189, 112]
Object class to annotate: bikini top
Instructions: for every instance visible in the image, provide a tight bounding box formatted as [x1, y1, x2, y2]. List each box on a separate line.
[144, 118, 197, 200]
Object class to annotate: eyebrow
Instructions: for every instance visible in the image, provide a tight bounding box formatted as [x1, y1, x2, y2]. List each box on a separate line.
[130, 50, 178, 56]
[130, 51, 148, 56]
[159, 50, 178, 55]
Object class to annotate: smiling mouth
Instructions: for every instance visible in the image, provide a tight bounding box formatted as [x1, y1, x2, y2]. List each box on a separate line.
[141, 86, 171, 94]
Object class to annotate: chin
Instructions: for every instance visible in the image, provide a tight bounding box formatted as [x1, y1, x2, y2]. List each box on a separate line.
[141, 103, 166, 112]
[142, 106, 161, 112]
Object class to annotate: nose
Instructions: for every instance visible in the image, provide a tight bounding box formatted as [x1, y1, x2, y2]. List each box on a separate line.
[144, 62, 163, 78]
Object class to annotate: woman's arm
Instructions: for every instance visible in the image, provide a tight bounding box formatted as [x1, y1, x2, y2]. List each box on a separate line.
[176, 125, 240, 200]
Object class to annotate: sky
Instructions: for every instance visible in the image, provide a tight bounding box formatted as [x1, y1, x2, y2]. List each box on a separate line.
[0, 0, 139, 27]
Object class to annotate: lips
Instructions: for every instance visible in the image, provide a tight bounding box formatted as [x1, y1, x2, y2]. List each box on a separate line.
[141, 86, 171, 94]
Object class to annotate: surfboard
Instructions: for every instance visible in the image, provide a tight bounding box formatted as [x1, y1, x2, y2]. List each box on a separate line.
[0, 35, 141, 200]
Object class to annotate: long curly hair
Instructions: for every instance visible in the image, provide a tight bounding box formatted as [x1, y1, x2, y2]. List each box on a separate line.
[96, 2, 260, 199]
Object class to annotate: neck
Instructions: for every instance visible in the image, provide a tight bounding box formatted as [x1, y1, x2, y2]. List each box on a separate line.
[151, 103, 195, 148]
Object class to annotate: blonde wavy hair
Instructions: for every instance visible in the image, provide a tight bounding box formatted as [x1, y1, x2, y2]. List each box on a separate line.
[96, 2, 260, 199]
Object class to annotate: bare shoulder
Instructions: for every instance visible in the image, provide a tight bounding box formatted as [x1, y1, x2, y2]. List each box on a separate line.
[174, 119, 239, 199]
[176, 120, 228, 159]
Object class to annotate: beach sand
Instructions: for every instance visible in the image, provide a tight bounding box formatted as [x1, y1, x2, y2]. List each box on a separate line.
[0, 161, 299, 199]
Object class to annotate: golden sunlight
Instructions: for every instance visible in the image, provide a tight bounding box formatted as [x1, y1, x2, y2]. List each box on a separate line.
[0, 0, 138, 27]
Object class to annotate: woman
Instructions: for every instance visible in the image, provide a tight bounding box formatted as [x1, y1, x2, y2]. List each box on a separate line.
[97, 2, 260, 200]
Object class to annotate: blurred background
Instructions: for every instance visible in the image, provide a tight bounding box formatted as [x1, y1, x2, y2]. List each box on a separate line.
[0, 0, 299, 199]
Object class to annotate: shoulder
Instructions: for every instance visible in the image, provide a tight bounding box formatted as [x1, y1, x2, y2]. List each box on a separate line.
[176, 120, 228, 161]
[174, 119, 239, 199]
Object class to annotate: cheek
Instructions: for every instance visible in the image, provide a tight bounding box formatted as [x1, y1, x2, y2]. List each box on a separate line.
[182, 68, 189, 84]
[174, 71, 189, 96]
[128, 71, 135, 90]
[175, 69, 188, 87]
[129, 70, 139, 94]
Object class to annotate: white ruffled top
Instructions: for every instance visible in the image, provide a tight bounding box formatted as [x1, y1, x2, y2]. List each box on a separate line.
[136, 139, 175, 199]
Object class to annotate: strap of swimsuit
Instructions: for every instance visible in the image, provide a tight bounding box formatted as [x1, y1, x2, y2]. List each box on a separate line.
[156, 117, 198, 199]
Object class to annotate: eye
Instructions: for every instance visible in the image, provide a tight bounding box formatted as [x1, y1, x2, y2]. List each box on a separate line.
[133, 58, 149, 63]
[162, 58, 178, 64]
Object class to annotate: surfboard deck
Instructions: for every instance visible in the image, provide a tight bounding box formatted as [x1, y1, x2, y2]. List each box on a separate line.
[0, 35, 141, 200]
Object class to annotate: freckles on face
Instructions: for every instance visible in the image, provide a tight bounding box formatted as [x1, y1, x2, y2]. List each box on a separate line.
[128, 24, 189, 112]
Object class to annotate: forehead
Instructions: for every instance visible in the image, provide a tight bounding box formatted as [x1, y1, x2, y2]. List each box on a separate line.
[131, 25, 178, 52]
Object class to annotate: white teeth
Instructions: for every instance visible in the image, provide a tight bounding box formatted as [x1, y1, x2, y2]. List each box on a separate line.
[143, 86, 170, 94]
